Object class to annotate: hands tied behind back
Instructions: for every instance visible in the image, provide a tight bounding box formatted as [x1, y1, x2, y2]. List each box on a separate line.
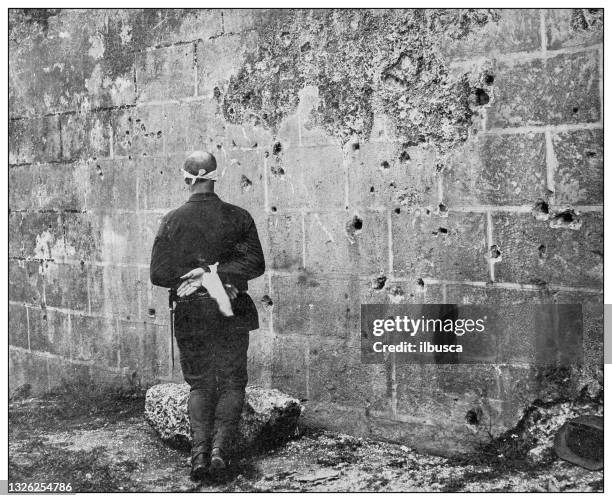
[176, 264, 238, 300]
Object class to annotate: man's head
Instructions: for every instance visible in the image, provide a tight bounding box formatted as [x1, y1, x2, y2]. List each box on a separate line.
[183, 151, 217, 189]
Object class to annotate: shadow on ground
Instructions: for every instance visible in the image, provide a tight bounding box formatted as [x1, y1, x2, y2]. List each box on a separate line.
[8, 387, 603, 493]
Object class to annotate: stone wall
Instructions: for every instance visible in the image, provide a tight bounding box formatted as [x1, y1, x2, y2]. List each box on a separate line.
[9, 9, 603, 453]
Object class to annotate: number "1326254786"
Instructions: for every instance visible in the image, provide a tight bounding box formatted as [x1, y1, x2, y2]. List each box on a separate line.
[8, 482, 72, 492]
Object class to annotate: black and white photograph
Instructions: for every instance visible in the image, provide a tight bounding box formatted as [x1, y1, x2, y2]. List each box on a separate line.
[4, 3, 607, 494]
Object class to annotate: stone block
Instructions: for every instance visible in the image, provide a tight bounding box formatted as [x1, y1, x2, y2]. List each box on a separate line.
[308, 336, 388, 408]
[61, 211, 103, 262]
[27, 306, 73, 358]
[392, 211, 488, 281]
[111, 105, 166, 159]
[488, 51, 600, 128]
[271, 274, 362, 339]
[87, 264, 142, 320]
[196, 31, 259, 97]
[43, 261, 89, 312]
[492, 212, 603, 287]
[304, 210, 388, 275]
[35, 162, 90, 212]
[9, 211, 64, 260]
[135, 43, 196, 102]
[444, 133, 547, 206]
[268, 145, 346, 210]
[9, 166, 36, 211]
[9, 116, 61, 165]
[9, 348, 49, 397]
[270, 334, 309, 399]
[8, 303, 29, 349]
[266, 213, 303, 272]
[9, 259, 44, 305]
[71, 314, 118, 366]
[546, 51, 600, 125]
[545, 9, 603, 50]
[86, 158, 138, 211]
[347, 141, 438, 210]
[438, 9, 542, 61]
[552, 129, 603, 205]
[60, 110, 112, 161]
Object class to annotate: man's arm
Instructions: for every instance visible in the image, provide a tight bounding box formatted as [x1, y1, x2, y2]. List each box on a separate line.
[150, 213, 180, 288]
[217, 215, 265, 287]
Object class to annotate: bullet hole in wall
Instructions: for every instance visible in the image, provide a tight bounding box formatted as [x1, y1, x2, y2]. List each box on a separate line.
[490, 244, 502, 259]
[465, 407, 483, 425]
[531, 199, 550, 221]
[572, 106, 579, 114]
[346, 215, 364, 240]
[271, 164, 285, 178]
[586, 150, 597, 158]
[399, 151, 411, 163]
[240, 175, 252, 192]
[261, 295, 274, 310]
[380, 160, 390, 169]
[273, 142, 282, 155]
[148, 308, 156, 317]
[484, 73, 495, 85]
[538, 244, 547, 259]
[371, 275, 387, 290]
[474, 88, 490, 106]
[550, 208, 582, 230]
[438, 202, 448, 214]
[433, 227, 448, 236]
[416, 278, 425, 288]
[370, 186, 375, 193]
[271, 206, 277, 213]
[352, 143, 360, 151]
[300, 41, 311, 52]
[394, 208, 401, 214]
[216, 144, 222, 150]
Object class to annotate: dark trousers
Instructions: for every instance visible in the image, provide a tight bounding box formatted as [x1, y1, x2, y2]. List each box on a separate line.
[174, 298, 249, 455]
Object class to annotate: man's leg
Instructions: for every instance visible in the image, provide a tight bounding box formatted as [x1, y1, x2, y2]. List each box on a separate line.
[211, 328, 249, 465]
[174, 303, 217, 479]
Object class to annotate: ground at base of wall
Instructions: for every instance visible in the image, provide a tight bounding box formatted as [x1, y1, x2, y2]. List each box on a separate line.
[9, 393, 602, 493]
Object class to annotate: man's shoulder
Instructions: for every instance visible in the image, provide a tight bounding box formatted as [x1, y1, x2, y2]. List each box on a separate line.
[219, 199, 254, 221]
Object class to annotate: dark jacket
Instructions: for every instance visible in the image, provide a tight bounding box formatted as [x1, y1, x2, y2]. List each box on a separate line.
[150, 192, 265, 331]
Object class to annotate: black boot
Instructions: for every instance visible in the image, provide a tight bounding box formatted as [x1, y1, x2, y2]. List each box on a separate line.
[209, 447, 227, 477]
[190, 448, 210, 482]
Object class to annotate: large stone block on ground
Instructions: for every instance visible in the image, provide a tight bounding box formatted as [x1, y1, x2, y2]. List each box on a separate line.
[145, 383, 303, 449]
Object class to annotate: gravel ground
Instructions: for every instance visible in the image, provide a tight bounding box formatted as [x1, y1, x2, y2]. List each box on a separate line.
[8, 390, 603, 493]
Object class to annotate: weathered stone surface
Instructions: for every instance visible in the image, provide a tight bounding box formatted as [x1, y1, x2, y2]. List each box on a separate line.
[489, 397, 603, 465]
[144, 382, 303, 448]
[444, 133, 548, 206]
